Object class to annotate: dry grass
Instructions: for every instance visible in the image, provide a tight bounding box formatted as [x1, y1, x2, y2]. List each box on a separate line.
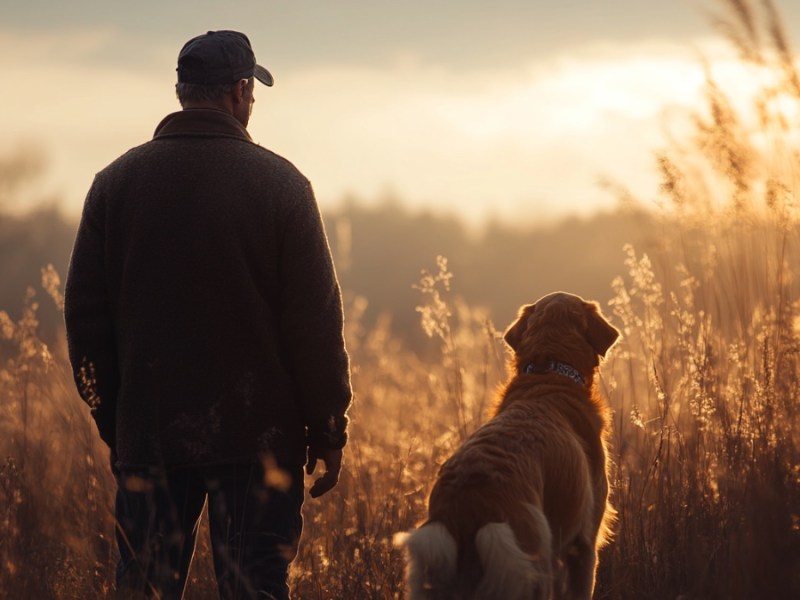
[0, 259, 505, 600]
[3, 2, 800, 598]
[0, 278, 116, 598]
[2, 223, 799, 598]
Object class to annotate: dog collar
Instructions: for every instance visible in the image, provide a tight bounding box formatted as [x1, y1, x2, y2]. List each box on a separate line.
[523, 361, 586, 386]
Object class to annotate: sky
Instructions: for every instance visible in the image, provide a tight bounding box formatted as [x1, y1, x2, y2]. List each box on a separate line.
[2, 0, 800, 226]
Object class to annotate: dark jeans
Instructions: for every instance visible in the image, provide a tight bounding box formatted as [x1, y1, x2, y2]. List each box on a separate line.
[114, 461, 304, 600]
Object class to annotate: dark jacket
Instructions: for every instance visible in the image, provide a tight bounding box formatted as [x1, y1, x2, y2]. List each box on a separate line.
[65, 108, 352, 469]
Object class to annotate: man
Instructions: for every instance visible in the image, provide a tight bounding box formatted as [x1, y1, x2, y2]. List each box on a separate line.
[64, 30, 352, 599]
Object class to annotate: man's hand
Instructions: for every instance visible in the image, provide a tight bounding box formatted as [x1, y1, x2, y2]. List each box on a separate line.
[306, 447, 342, 498]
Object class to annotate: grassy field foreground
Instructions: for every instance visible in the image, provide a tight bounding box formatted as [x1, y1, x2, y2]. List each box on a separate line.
[2, 204, 800, 600]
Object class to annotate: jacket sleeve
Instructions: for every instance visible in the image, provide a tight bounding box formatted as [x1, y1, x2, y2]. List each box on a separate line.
[64, 181, 119, 448]
[278, 178, 352, 451]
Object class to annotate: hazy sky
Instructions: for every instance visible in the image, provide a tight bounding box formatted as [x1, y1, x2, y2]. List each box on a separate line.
[3, 1, 799, 225]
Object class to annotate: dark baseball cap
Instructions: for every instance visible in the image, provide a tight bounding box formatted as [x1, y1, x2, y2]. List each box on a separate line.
[177, 30, 273, 86]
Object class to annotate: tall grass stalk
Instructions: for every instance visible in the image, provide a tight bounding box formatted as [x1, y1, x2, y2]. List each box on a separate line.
[596, 3, 800, 596]
[0, 271, 115, 598]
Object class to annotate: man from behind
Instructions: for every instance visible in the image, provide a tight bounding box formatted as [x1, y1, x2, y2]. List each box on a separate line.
[64, 30, 352, 600]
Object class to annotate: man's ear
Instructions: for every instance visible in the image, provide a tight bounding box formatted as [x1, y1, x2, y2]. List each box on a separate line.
[233, 78, 249, 103]
[503, 304, 535, 351]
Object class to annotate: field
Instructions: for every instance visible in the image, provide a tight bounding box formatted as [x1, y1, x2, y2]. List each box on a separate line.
[3, 3, 800, 599]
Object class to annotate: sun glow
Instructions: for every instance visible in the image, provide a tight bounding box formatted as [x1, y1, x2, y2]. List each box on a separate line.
[258, 39, 740, 223]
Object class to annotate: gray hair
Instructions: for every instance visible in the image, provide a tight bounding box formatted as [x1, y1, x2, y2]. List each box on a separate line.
[175, 82, 235, 106]
[175, 77, 253, 106]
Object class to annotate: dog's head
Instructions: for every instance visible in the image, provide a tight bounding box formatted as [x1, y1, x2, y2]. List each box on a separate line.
[503, 292, 619, 378]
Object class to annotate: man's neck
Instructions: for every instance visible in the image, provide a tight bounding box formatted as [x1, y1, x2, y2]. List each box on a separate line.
[181, 99, 233, 114]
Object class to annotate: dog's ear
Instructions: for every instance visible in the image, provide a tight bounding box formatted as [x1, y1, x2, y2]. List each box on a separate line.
[504, 304, 535, 351]
[584, 302, 619, 357]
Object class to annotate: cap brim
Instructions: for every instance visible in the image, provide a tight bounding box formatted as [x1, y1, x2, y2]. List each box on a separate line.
[254, 64, 274, 86]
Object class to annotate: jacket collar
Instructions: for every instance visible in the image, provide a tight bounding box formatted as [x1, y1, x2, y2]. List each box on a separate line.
[153, 109, 253, 142]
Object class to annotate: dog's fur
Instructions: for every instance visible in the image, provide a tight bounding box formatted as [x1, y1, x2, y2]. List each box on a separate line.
[402, 292, 619, 600]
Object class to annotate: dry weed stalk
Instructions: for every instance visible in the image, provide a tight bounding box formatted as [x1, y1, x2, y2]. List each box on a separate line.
[596, 2, 800, 596]
[0, 274, 115, 598]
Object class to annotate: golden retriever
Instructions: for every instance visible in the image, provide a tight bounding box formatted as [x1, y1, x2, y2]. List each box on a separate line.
[402, 292, 619, 600]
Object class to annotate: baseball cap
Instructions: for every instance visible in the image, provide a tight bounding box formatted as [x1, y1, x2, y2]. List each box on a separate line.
[177, 30, 274, 86]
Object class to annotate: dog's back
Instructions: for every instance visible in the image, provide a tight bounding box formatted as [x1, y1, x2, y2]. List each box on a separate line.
[403, 402, 561, 600]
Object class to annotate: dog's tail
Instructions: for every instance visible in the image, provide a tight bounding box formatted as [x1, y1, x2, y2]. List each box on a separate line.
[400, 522, 458, 599]
[399, 505, 552, 600]
[473, 504, 552, 600]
